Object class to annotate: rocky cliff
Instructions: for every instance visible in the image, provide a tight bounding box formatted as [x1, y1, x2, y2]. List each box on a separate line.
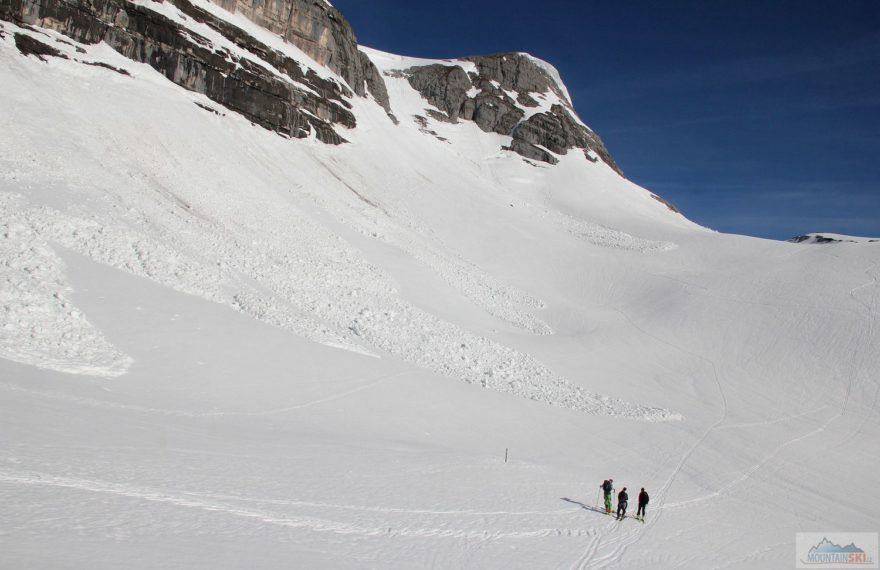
[205, 0, 390, 112]
[0, 0, 392, 143]
[405, 53, 622, 173]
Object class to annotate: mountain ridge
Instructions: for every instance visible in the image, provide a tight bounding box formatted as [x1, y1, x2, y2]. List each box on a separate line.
[0, 0, 624, 172]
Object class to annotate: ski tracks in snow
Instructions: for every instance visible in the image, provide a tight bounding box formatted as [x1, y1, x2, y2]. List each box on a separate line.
[0, 371, 402, 419]
[611, 307, 730, 509]
[0, 468, 597, 543]
[567, 306, 730, 570]
[662, 409, 841, 511]
[838, 262, 880, 442]
[571, 264, 880, 569]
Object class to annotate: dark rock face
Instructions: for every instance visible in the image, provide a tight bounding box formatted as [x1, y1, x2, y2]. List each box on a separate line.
[789, 235, 843, 244]
[358, 50, 392, 117]
[465, 53, 566, 105]
[468, 90, 525, 135]
[0, 0, 383, 143]
[408, 64, 472, 121]
[513, 106, 577, 155]
[788, 234, 878, 244]
[504, 139, 558, 165]
[404, 52, 622, 174]
[14, 30, 67, 60]
[207, 0, 391, 113]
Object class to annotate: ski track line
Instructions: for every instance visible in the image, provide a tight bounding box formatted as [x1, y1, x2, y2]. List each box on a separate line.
[611, 307, 729, 513]
[567, 514, 624, 570]
[208, 372, 405, 417]
[715, 404, 829, 430]
[565, 524, 604, 570]
[840, 263, 877, 418]
[633, 263, 879, 516]
[0, 469, 593, 542]
[180, 489, 573, 517]
[580, 515, 645, 570]
[840, 263, 879, 442]
[661, 407, 841, 510]
[579, 263, 880, 568]
[0, 372, 402, 419]
[571, 306, 730, 570]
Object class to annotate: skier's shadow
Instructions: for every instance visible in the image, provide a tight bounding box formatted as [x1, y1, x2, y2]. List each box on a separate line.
[561, 497, 608, 515]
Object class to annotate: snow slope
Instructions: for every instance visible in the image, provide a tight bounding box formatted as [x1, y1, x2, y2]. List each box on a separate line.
[1, 14, 879, 570]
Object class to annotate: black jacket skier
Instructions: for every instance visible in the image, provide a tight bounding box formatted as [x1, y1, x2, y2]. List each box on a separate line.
[616, 487, 628, 519]
[637, 488, 649, 519]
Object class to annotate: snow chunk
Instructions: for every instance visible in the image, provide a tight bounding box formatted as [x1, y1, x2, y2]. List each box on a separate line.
[0, 194, 132, 377]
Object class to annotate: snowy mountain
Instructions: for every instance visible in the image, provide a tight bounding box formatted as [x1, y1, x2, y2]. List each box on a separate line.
[1, 1, 879, 568]
[790, 232, 880, 244]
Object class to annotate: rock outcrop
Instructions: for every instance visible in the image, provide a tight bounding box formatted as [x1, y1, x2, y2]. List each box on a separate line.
[465, 53, 568, 107]
[404, 52, 622, 174]
[0, 0, 393, 143]
[206, 0, 391, 113]
[408, 64, 473, 122]
[789, 234, 879, 244]
[13, 29, 66, 60]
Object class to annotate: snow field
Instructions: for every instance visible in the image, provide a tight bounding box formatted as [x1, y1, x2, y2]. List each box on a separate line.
[0, 27, 678, 420]
[1, 12, 879, 570]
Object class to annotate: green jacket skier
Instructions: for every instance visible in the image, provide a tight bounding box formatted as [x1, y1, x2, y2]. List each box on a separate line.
[600, 478, 614, 513]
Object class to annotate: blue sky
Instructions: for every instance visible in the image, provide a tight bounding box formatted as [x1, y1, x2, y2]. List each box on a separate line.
[332, 0, 880, 240]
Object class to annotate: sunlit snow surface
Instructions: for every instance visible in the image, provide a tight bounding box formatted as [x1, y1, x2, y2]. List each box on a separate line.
[1, 17, 879, 570]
